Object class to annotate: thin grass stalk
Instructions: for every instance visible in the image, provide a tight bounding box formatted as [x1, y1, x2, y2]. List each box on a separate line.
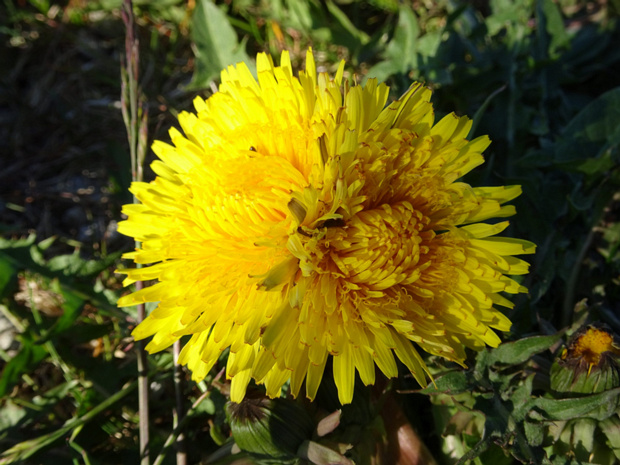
[153, 390, 210, 465]
[153, 368, 225, 465]
[0, 380, 138, 463]
[121, 1, 149, 463]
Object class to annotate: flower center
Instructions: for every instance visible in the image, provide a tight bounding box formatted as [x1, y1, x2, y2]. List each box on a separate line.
[289, 201, 433, 298]
[571, 327, 619, 367]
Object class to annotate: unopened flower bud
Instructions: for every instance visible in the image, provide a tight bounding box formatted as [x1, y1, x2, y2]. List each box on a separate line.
[227, 395, 315, 460]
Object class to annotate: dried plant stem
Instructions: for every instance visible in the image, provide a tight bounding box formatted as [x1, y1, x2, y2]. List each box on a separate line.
[136, 283, 149, 465]
[173, 340, 187, 465]
[121, 0, 149, 463]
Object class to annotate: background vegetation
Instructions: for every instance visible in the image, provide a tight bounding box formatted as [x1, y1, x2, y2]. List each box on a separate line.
[1, 0, 619, 464]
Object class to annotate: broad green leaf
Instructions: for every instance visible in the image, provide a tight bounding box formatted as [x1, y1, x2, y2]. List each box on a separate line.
[485, 334, 561, 366]
[528, 387, 620, 422]
[189, 0, 253, 89]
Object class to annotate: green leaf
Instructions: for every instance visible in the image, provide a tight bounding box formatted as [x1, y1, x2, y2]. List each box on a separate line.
[287, 0, 313, 32]
[387, 5, 419, 71]
[0, 379, 137, 463]
[324, 0, 370, 53]
[189, 0, 253, 89]
[366, 5, 419, 80]
[420, 370, 471, 395]
[523, 420, 544, 447]
[0, 401, 27, 433]
[528, 387, 620, 422]
[0, 335, 48, 397]
[31, 380, 81, 408]
[540, 0, 570, 58]
[485, 334, 562, 366]
[0, 254, 17, 299]
[554, 86, 620, 170]
[0, 236, 124, 319]
[0, 234, 36, 250]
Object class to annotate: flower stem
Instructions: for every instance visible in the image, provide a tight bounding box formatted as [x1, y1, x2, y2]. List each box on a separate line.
[121, 0, 149, 463]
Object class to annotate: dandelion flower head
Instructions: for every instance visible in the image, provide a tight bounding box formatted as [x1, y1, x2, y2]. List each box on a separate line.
[117, 50, 535, 405]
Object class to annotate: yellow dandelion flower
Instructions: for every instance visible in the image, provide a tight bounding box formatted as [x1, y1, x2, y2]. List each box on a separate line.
[117, 50, 535, 405]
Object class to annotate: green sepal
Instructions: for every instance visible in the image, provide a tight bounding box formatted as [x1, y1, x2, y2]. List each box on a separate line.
[551, 358, 620, 394]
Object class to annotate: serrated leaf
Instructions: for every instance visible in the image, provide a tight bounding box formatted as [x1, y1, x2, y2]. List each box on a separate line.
[366, 4, 419, 80]
[0, 234, 36, 250]
[528, 387, 620, 422]
[420, 370, 471, 395]
[524, 420, 544, 447]
[485, 334, 561, 366]
[189, 0, 253, 89]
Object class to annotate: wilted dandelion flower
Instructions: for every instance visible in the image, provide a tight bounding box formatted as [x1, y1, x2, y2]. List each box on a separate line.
[117, 50, 535, 404]
[551, 324, 620, 394]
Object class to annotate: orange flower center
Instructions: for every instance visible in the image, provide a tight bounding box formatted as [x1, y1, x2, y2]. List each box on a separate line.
[571, 328, 618, 367]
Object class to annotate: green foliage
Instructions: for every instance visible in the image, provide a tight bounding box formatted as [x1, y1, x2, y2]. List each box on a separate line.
[190, 0, 253, 88]
[427, 334, 620, 464]
[2, 0, 620, 463]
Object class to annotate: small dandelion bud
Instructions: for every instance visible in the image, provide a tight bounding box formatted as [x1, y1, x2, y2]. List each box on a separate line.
[227, 395, 315, 459]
